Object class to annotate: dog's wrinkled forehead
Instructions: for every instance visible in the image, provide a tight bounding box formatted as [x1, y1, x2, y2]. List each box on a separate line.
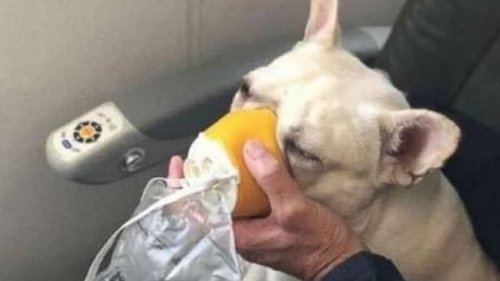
[246, 42, 409, 114]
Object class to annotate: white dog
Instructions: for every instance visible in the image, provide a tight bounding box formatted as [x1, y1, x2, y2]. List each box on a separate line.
[231, 0, 499, 280]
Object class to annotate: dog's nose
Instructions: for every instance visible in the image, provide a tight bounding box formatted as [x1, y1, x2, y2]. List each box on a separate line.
[239, 78, 252, 99]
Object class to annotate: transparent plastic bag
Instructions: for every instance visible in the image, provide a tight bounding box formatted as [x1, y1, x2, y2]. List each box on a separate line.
[84, 177, 244, 281]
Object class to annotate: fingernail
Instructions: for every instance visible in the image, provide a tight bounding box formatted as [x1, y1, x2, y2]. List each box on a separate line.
[244, 140, 268, 160]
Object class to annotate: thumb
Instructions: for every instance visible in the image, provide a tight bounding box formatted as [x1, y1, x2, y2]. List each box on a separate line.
[243, 140, 299, 207]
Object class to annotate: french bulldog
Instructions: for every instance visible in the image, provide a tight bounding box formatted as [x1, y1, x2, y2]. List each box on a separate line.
[231, 0, 499, 280]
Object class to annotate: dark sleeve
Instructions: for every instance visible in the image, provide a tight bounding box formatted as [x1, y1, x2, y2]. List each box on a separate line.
[320, 251, 406, 281]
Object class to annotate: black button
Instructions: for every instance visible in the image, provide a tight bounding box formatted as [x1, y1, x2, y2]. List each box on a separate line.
[91, 134, 100, 141]
[74, 132, 84, 143]
[92, 122, 102, 132]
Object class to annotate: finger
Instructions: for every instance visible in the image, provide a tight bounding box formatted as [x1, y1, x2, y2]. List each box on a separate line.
[167, 155, 184, 178]
[243, 140, 300, 207]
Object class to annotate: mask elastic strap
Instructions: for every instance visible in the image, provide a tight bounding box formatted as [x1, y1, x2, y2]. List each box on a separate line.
[83, 176, 234, 281]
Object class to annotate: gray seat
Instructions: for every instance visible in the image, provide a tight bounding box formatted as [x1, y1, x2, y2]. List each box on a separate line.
[375, 0, 500, 266]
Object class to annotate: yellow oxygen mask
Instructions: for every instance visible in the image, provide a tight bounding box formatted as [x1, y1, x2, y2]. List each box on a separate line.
[185, 108, 283, 218]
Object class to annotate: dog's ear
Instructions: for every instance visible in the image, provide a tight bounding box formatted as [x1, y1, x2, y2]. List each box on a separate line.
[378, 109, 460, 187]
[304, 0, 340, 47]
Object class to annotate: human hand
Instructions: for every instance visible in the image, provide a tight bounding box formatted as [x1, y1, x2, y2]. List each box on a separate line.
[232, 140, 364, 281]
[165, 141, 364, 281]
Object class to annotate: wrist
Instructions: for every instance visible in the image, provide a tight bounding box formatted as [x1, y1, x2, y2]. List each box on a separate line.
[315, 251, 405, 281]
[311, 237, 365, 281]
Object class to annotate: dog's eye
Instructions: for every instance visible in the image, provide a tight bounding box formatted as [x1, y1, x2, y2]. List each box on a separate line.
[284, 138, 320, 163]
[239, 80, 251, 98]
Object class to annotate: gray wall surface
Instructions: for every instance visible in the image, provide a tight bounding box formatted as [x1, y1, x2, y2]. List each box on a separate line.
[0, 0, 404, 280]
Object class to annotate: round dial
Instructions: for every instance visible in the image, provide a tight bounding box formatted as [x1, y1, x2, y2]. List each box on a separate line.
[73, 121, 102, 143]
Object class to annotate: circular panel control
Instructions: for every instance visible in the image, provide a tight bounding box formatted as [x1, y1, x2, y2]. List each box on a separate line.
[74, 121, 102, 143]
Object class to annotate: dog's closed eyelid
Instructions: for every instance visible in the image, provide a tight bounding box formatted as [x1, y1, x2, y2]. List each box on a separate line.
[284, 138, 320, 162]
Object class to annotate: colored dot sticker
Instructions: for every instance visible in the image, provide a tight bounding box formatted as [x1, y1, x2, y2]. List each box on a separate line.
[62, 139, 72, 149]
[79, 125, 95, 138]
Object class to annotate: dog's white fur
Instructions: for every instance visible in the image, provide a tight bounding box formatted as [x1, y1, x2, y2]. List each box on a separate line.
[231, 0, 499, 280]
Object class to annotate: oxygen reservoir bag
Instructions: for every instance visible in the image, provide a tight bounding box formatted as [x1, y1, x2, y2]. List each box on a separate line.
[84, 109, 283, 281]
